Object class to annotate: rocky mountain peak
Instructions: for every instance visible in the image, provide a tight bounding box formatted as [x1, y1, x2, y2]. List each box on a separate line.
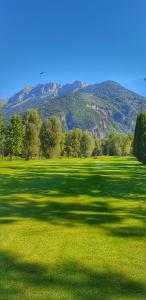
[7, 80, 88, 106]
[3, 79, 146, 138]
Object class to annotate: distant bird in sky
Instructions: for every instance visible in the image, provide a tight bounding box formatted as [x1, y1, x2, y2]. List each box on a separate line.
[40, 72, 44, 75]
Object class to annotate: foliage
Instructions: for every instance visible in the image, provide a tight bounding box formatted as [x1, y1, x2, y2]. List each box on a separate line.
[5, 114, 24, 158]
[81, 131, 95, 157]
[64, 129, 95, 158]
[60, 134, 65, 156]
[133, 112, 146, 164]
[93, 138, 107, 156]
[65, 129, 83, 157]
[0, 110, 134, 159]
[40, 117, 62, 158]
[93, 133, 132, 156]
[0, 110, 5, 157]
[107, 133, 132, 156]
[23, 109, 41, 159]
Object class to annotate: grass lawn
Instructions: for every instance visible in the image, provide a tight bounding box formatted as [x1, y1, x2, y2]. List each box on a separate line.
[0, 156, 146, 300]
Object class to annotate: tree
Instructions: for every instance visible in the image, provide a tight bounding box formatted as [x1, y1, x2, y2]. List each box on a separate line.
[23, 109, 41, 159]
[133, 112, 146, 164]
[81, 131, 95, 157]
[60, 133, 65, 156]
[65, 129, 82, 157]
[5, 114, 24, 158]
[93, 138, 107, 156]
[133, 114, 141, 160]
[40, 117, 62, 158]
[107, 132, 132, 156]
[142, 131, 146, 164]
[107, 133, 122, 156]
[0, 110, 5, 158]
[120, 135, 132, 156]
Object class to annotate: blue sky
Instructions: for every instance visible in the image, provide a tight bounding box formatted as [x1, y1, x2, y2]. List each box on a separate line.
[0, 0, 146, 98]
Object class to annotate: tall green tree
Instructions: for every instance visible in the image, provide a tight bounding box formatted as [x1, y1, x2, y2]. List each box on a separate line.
[93, 138, 107, 156]
[133, 113, 140, 160]
[120, 135, 132, 156]
[60, 133, 65, 156]
[81, 131, 95, 157]
[133, 112, 146, 164]
[40, 117, 62, 158]
[107, 133, 122, 156]
[5, 114, 24, 158]
[0, 110, 5, 158]
[23, 109, 41, 159]
[65, 129, 82, 157]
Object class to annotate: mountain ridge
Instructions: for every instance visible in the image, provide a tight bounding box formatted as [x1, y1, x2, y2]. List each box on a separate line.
[7, 80, 87, 106]
[2, 80, 146, 137]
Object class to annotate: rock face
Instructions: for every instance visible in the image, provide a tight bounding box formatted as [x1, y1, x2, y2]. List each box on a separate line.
[2, 80, 146, 137]
[8, 86, 33, 106]
[7, 80, 87, 106]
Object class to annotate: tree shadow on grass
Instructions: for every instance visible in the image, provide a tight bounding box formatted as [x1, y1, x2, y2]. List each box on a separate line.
[108, 225, 146, 238]
[0, 197, 123, 227]
[1, 196, 146, 238]
[0, 160, 146, 236]
[0, 250, 145, 300]
[1, 163, 146, 201]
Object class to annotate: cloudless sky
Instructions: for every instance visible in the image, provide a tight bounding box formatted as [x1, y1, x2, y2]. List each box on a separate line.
[0, 0, 146, 98]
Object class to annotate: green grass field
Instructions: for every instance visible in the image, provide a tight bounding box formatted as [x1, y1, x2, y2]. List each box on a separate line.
[0, 156, 146, 300]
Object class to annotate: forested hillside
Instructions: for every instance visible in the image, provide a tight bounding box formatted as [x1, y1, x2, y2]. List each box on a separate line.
[2, 80, 146, 137]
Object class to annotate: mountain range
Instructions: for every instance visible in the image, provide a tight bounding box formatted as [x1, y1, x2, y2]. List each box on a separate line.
[1, 80, 146, 137]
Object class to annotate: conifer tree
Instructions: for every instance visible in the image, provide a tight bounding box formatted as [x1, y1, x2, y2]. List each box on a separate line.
[133, 114, 141, 160]
[0, 110, 5, 158]
[133, 112, 146, 164]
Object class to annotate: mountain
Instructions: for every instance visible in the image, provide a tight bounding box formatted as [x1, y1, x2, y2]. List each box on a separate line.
[0, 99, 8, 107]
[3, 80, 146, 137]
[7, 80, 87, 106]
[81, 80, 144, 105]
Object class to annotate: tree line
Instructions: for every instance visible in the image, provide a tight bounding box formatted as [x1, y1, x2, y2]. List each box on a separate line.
[0, 109, 132, 159]
[94, 133, 132, 157]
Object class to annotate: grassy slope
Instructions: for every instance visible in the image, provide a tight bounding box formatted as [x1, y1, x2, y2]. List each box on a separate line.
[0, 157, 146, 300]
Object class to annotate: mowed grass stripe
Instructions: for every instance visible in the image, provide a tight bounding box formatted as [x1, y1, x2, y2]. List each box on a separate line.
[0, 156, 146, 299]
